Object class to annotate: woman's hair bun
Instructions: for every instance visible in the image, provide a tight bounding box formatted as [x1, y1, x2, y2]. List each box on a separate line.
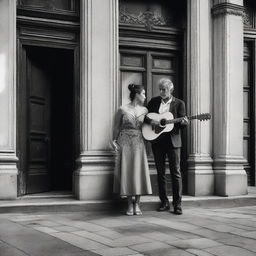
[127, 83, 144, 101]
[128, 83, 135, 92]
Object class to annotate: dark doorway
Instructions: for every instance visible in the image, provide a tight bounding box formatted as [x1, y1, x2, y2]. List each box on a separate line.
[243, 41, 255, 186]
[18, 46, 75, 194]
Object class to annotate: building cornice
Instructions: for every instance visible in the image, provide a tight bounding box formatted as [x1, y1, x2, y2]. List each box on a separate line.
[212, 3, 244, 17]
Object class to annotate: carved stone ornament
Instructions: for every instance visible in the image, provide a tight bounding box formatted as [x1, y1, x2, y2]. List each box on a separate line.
[243, 9, 253, 27]
[119, 8, 170, 31]
[212, 3, 244, 17]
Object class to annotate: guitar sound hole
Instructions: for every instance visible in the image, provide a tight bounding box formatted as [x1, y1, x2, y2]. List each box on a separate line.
[160, 119, 166, 127]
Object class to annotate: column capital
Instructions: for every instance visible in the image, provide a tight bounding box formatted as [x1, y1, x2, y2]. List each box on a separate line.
[212, 3, 244, 17]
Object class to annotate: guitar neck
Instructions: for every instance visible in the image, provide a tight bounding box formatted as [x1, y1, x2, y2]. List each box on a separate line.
[166, 115, 198, 124]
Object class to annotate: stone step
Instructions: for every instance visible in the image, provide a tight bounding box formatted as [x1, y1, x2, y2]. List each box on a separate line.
[0, 188, 256, 213]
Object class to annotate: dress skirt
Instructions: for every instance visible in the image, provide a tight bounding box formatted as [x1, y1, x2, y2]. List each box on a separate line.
[113, 129, 152, 196]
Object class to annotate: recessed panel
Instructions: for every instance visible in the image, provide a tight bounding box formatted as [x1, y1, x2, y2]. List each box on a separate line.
[18, 0, 73, 11]
[30, 64, 48, 98]
[153, 58, 172, 70]
[121, 55, 144, 67]
[243, 139, 249, 162]
[243, 122, 250, 136]
[30, 102, 45, 132]
[30, 139, 47, 162]
[243, 92, 249, 118]
[243, 61, 249, 87]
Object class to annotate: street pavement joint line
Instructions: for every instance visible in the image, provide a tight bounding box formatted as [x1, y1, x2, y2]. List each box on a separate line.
[228, 221, 256, 231]
[186, 249, 216, 256]
[71, 230, 113, 247]
[0, 238, 32, 256]
[220, 239, 256, 254]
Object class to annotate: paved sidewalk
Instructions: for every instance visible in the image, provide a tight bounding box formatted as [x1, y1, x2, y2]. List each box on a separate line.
[0, 206, 256, 256]
[1, 186, 256, 213]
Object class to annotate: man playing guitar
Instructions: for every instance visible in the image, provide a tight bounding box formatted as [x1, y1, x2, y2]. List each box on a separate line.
[146, 78, 188, 215]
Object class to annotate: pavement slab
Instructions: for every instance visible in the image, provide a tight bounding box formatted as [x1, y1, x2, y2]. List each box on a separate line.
[92, 247, 137, 256]
[205, 245, 256, 256]
[0, 220, 91, 256]
[0, 241, 28, 256]
[95, 229, 124, 240]
[140, 231, 179, 242]
[166, 238, 221, 249]
[145, 247, 195, 256]
[129, 241, 173, 252]
[186, 249, 215, 256]
[49, 232, 109, 250]
[0, 206, 256, 256]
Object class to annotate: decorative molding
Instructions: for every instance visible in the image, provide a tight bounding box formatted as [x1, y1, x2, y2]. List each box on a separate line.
[243, 9, 253, 27]
[77, 151, 115, 166]
[0, 152, 18, 175]
[17, 0, 79, 20]
[119, 36, 181, 51]
[213, 155, 247, 170]
[119, 9, 170, 32]
[17, 15, 80, 30]
[212, 3, 244, 17]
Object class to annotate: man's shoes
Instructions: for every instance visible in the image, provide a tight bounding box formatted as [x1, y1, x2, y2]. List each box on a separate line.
[173, 206, 183, 215]
[157, 201, 170, 212]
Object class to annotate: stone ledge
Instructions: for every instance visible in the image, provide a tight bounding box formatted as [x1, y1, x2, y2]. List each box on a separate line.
[0, 187, 255, 213]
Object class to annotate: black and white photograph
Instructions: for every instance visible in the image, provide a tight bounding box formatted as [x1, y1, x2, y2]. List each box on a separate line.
[0, 0, 256, 255]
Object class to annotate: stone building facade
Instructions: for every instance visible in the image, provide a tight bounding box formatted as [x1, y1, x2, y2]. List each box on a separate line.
[0, 0, 254, 200]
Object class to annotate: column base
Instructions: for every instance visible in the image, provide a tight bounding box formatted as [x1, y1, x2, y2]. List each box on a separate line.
[187, 156, 214, 196]
[74, 151, 115, 200]
[214, 157, 248, 196]
[0, 154, 18, 199]
[215, 170, 247, 196]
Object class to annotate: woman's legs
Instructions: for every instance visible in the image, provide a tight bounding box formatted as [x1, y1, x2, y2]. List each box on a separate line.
[126, 196, 134, 216]
[134, 195, 142, 215]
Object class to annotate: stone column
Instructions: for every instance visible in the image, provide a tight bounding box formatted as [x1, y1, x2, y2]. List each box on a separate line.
[186, 0, 214, 195]
[74, 0, 118, 200]
[212, 0, 247, 196]
[0, 0, 18, 199]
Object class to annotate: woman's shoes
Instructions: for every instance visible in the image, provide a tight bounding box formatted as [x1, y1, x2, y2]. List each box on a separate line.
[134, 203, 142, 215]
[126, 203, 134, 216]
[126, 203, 142, 216]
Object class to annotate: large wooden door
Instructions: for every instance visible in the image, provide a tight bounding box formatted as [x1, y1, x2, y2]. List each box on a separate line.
[25, 47, 52, 194]
[18, 46, 75, 195]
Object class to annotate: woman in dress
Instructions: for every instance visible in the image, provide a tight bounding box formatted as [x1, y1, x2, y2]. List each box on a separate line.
[112, 83, 152, 216]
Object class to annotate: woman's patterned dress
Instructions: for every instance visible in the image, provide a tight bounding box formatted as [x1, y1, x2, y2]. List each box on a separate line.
[113, 105, 152, 196]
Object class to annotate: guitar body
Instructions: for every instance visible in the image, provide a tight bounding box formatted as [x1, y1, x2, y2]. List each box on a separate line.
[142, 112, 174, 141]
[142, 112, 211, 142]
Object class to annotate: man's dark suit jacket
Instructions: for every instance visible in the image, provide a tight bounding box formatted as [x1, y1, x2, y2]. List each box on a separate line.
[147, 96, 186, 148]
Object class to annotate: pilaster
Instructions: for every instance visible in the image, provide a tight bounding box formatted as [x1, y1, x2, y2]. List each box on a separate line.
[212, 0, 247, 196]
[0, 0, 18, 199]
[187, 0, 214, 196]
[74, 0, 118, 200]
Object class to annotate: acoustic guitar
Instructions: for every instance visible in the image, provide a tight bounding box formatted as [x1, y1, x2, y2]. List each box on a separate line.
[142, 112, 211, 142]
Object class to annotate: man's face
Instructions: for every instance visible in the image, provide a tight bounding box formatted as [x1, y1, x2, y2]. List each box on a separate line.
[159, 84, 172, 99]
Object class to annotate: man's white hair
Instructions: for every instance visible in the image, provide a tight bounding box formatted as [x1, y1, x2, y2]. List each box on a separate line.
[159, 78, 174, 90]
